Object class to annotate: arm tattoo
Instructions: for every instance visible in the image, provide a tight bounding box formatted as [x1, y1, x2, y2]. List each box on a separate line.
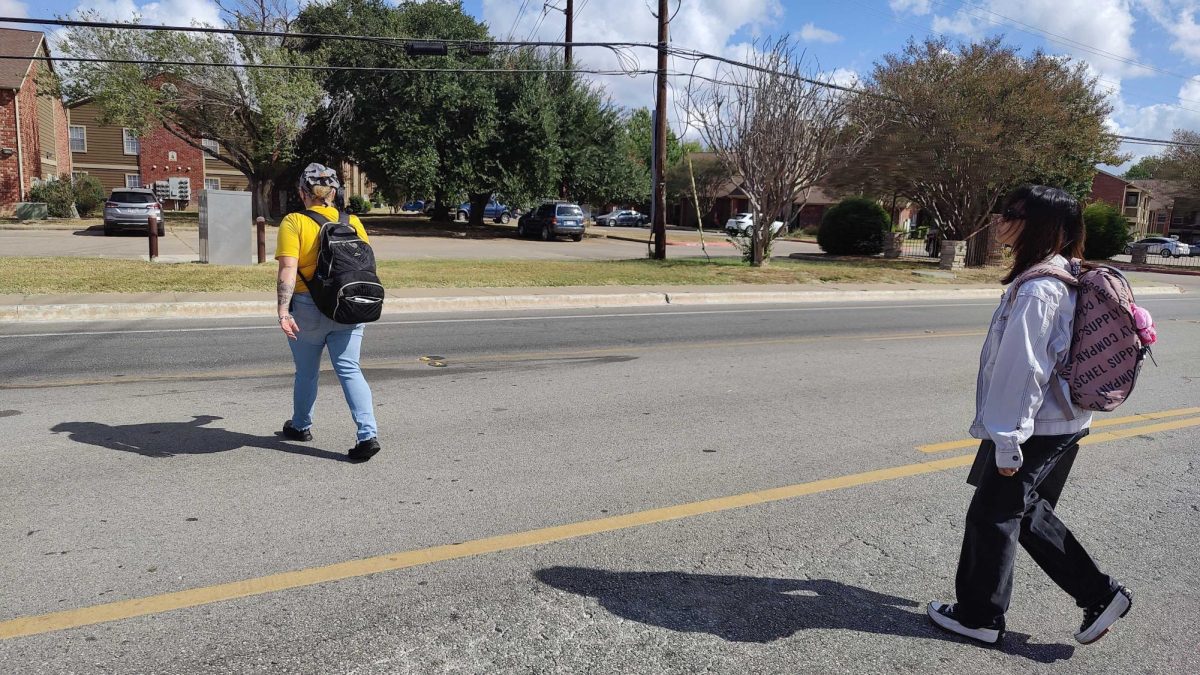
[277, 277, 295, 312]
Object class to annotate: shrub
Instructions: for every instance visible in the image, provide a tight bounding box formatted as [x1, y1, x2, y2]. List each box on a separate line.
[346, 194, 372, 214]
[817, 197, 889, 255]
[1083, 203, 1131, 260]
[72, 175, 106, 217]
[27, 177, 77, 218]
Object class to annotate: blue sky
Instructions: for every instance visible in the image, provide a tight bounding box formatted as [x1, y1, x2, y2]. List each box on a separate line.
[17, 0, 1200, 167]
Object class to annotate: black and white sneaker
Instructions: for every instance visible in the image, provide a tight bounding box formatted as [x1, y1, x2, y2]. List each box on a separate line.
[1075, 585, 1133, 645]
[348, 437, 381, 462]
[927, 601, 1004, 644]
[282, 420, 313, 442]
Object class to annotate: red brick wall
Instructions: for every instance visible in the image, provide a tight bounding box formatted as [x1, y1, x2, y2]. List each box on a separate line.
[17, 70, 41, 188]
[1090, 172, 1127, 208]
[139, 124, 204, 209]
[53, 81, 71, 177]
[0, 90, 19, 205]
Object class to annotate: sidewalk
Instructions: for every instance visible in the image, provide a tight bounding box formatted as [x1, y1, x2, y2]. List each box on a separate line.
[0, 281, 1185, 322]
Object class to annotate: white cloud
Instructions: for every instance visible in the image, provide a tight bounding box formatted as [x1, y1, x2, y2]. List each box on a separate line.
[1105, 78, 1200, 170]
[823, 67, 860, 88]
[889, 0, 933, 15]
[928, 0, 1141, 83]
[0, 0, 28, 18]
[483, 0, 785, 134]
[931, 12, 982, 38]
[71, 0, 223, 26]
[799, 23, 842, 44]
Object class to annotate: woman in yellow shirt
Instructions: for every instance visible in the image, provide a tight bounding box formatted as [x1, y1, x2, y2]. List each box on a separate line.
[275, 163, 380, 462]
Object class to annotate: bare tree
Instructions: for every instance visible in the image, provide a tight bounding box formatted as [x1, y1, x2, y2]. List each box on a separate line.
[684, 39, 869, 266]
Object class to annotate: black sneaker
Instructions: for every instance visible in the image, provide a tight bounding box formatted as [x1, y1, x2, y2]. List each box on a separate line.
[282, 420, 312, 442]
[348, 437, 381, 462]
[927, 601, 1004, 644]
[1076, 585, 1133, 644]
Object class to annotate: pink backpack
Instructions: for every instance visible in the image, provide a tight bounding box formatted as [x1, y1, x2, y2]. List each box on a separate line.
[1011, 260, 1156, 412]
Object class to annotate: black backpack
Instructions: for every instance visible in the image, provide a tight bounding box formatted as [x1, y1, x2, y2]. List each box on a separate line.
[296, 209, 384, 324]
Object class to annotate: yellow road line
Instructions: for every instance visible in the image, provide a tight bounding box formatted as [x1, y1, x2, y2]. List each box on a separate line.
[6, 409, 1196, 641]
[917, 407, 1200, 453]
[2, 454, 979, 640]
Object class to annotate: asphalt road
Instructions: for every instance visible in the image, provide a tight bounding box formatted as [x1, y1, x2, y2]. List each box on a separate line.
[1, 295, 1198, 673]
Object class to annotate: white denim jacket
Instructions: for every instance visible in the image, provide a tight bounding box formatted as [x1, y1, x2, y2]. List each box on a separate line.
[969, 255, 1093, 468]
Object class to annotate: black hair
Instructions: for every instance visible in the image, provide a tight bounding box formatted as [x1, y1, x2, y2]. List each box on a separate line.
[1000, 184, 1086, 284]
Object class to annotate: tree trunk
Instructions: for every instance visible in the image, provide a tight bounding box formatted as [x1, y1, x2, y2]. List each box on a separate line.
[429, 189, 450, 222]
[751, 215, 766, 267]
[469, 192, 490, 228]
[248, 176, 275, 220]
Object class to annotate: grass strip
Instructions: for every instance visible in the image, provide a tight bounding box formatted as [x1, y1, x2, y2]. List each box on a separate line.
[0, 256, 1004, 295]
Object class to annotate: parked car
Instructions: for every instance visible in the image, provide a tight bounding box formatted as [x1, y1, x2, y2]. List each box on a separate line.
[103, 188, 164, 236]
[517, 202, 587, 241]
[400, 199, 426, 212]
[1191, 241, 1200, 256]
[457, 199, 512, 224]
[724, 212, 785, 237]
[1124, 236, 1191, 258]
[595, 209, 649, 227]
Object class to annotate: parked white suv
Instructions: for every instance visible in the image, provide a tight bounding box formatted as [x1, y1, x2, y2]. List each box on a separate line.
[1125, 236, 1190, 258]
[724, 213, 785, 237]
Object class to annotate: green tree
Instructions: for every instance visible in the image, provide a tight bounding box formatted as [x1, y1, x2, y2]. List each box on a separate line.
[1123, 155, 1166, 180]
[1082, 203, 1132, 260]
[54, 2, 324, 217]
[831, 38, 1119, 266]
[299, 0, 569, 225]
[27, 177, 76, 217]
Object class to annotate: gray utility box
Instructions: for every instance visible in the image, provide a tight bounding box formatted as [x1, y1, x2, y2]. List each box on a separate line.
[199, 189, 253, 265]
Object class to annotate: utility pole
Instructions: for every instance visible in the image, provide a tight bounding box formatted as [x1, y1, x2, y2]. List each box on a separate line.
[652, 0, 668, 260]
[564, 0, 573, 68]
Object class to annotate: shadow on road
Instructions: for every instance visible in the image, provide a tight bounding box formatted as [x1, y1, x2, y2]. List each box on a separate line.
[535, 567, 1075, 663]
[50, 414, 351, 462]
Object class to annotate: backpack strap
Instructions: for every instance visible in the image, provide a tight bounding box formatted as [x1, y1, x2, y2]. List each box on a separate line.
[295, 209, 338, 290]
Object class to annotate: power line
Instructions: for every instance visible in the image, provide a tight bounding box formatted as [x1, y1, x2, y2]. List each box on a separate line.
[2, 53, 651, 76]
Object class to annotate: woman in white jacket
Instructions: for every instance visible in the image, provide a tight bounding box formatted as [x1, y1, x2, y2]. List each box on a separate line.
[927, 185, 1131, 646]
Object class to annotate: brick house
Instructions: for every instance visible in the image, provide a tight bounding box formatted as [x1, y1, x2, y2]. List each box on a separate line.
[70, 96, 374, 214]
[1131, 179, 1200, 244]
[68, 98, 251, 211]
[1089, 169, 1150, 232]
[0, 29, 71, 211]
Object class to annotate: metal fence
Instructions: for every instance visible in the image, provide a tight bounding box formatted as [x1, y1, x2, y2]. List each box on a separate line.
[1109, 251, 1200, 269]
[894, 234, 1200, 270]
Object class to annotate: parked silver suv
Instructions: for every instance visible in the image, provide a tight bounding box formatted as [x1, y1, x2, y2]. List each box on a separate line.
[103, 188, 164, 236]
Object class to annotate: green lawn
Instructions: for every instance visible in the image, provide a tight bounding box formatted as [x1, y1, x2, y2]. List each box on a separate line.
[0, 257, 1005, 295]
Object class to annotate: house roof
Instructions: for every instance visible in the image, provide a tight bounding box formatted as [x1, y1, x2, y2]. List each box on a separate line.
[0, 28, 48, 91]
[1131, 179, 1193, 207]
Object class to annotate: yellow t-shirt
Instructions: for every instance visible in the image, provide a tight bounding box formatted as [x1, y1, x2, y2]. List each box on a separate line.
[275, 205, 370, 294]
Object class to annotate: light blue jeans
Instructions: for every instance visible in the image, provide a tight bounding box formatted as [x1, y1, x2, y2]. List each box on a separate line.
[287, 293, 377, 442]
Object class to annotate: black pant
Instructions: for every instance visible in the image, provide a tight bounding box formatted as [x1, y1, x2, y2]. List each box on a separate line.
[955, 431, 1118, 626]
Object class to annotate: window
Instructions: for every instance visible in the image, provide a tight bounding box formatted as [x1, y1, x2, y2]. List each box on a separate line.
[124, 173, 142, 188]
[68, 125, 86, 153]
[201, 138, 219, 156]
[1124, 192, 1139, 208]
[1173, 215, 1184, 225]
[71, 171, 87, 181]
[168, 151, 177, 162]
[109, 191, 156, 204]
[204, 177, 220, 191]
[1157, 212, 1167, 223]
[122, 129, 140, 155]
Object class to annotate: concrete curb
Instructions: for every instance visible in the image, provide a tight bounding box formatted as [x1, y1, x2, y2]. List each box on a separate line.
[4, 285, 1183, 323]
